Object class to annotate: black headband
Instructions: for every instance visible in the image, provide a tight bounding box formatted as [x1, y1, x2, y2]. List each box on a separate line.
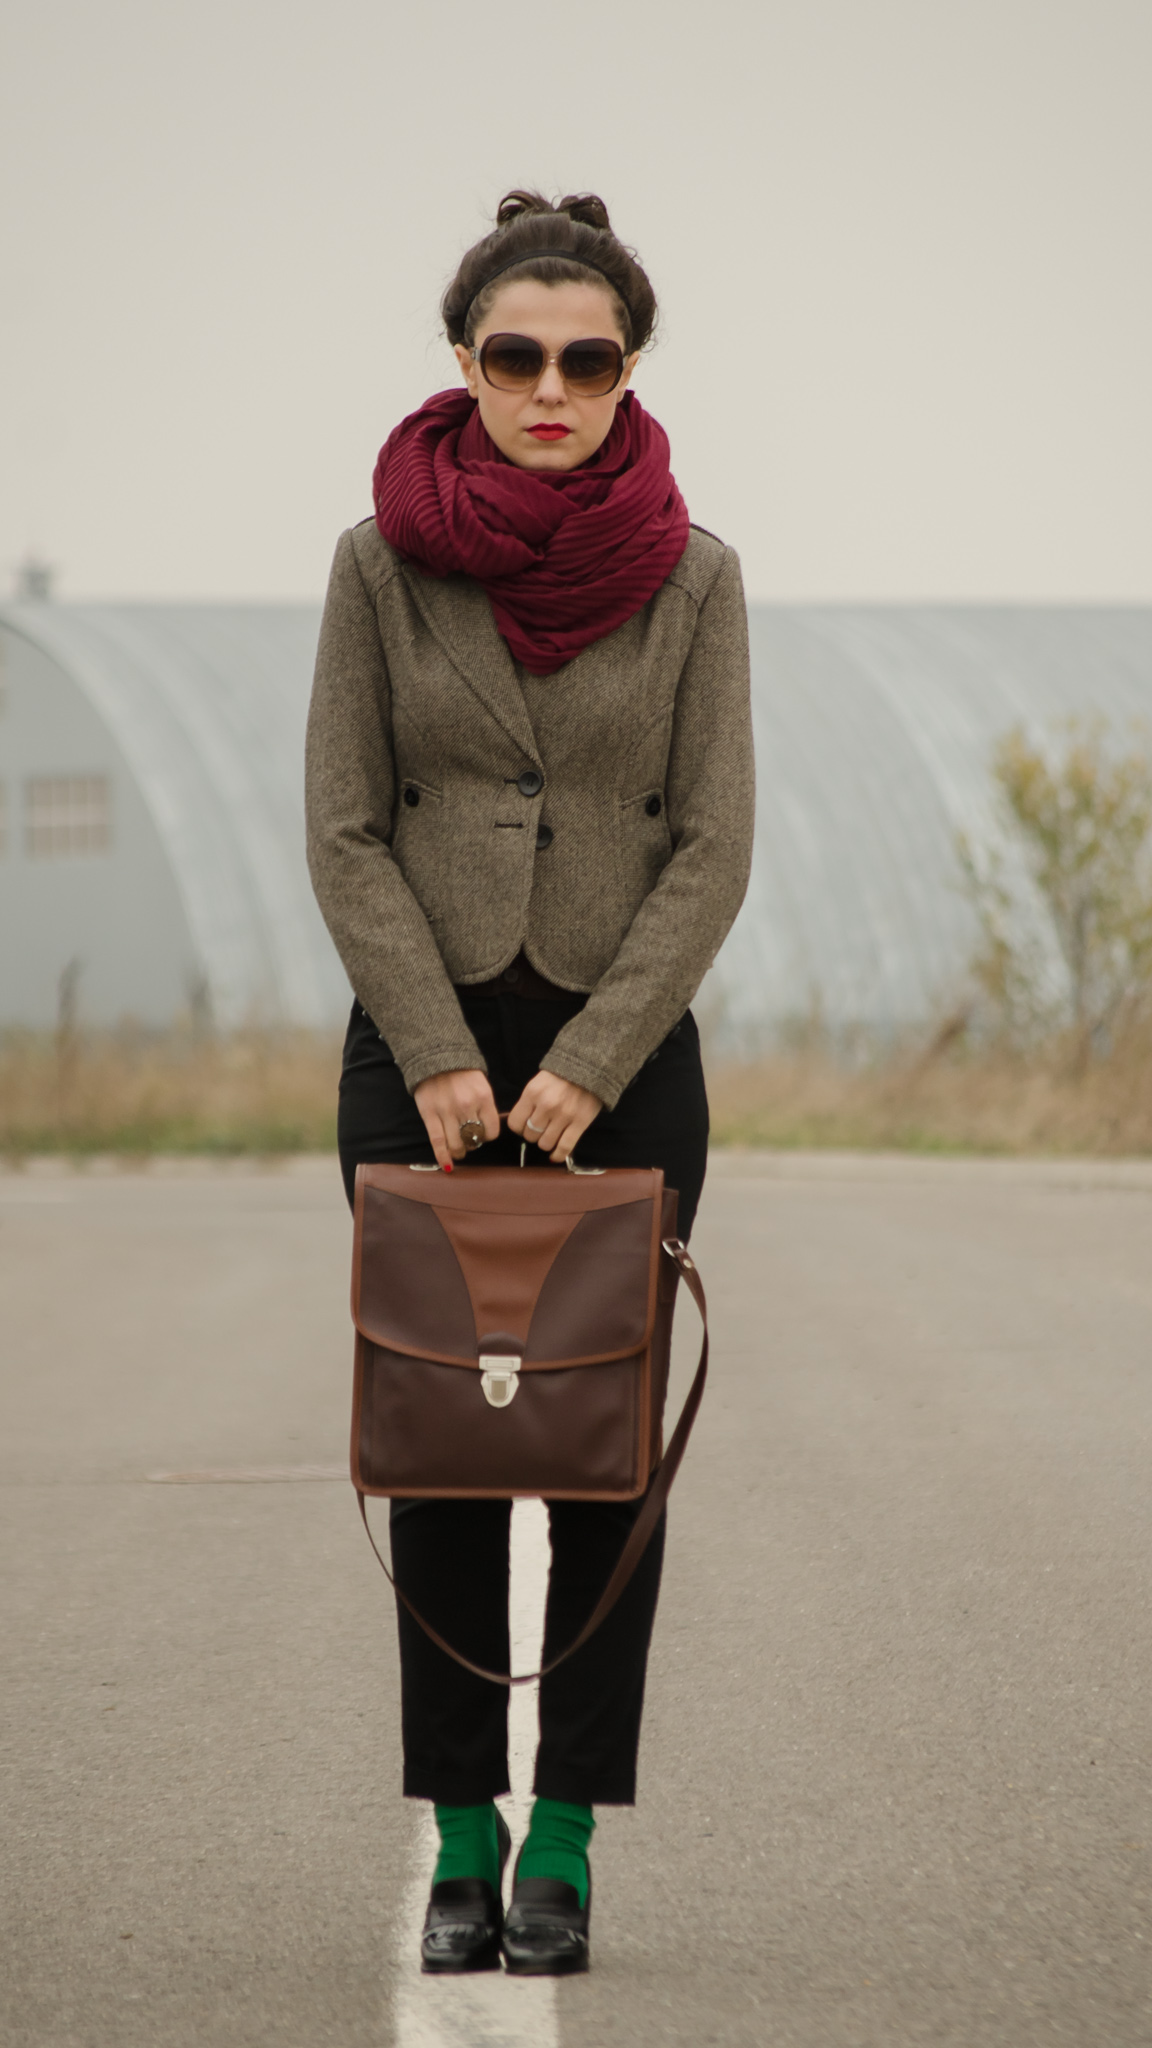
[463, 248, 622, 326]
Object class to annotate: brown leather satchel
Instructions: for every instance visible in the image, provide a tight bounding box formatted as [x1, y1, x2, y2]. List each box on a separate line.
[350, 1160, 708, 1684]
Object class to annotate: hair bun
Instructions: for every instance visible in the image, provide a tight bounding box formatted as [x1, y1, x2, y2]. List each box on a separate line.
[493, 189, 613, 234]
[495, 189, 552, 227]
[443, 188, 657, 353]
[556, 192, 612, 233]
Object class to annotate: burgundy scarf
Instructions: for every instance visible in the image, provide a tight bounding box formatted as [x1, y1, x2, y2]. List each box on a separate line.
[372, 388, 690, 675]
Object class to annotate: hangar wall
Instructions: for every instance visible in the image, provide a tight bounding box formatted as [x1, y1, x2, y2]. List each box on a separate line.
[0, 624, 198, 1027]
[0, 601, 349, 1031]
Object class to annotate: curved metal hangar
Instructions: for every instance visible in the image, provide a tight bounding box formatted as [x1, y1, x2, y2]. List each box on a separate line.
[1, 596, 1149, 1041]
[0, 601, 347, 1029]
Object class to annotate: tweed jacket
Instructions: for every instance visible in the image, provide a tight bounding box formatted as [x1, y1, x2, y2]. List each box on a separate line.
[305, 517, 754, 1110]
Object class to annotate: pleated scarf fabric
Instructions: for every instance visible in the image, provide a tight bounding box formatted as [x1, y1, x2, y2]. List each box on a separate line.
[372, 388, 690, 675]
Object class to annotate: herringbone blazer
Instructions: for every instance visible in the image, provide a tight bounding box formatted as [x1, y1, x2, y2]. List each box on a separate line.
[305, 517, 754, 1109]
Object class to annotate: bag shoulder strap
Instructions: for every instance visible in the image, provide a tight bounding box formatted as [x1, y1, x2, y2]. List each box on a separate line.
[356, 1240, 707, 1687]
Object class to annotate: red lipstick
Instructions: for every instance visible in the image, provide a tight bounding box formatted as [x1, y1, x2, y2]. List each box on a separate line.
[528, 425, 572, 441]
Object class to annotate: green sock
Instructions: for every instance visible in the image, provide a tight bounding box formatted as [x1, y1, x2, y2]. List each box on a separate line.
[517, 1797, 595, 1907]
[432, 1802, 501, 1891]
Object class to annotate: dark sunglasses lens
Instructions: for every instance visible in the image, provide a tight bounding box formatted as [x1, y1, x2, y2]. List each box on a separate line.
[560, 340, 623, 393]
[481, 335, 545, 389]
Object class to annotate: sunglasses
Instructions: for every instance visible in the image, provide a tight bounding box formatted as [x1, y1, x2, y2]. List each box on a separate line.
[472, 332, 626, 397]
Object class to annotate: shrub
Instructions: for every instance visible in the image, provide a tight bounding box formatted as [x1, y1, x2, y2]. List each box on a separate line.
[959, 718, 1152, 1057]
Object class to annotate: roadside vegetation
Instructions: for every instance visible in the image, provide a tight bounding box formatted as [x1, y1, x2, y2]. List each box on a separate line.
[0, 1024, 341, 1157]
[712, 717, 1152, 1155]
[6, 718, 1152, 1160]
[707, 1027, 1152, 1154]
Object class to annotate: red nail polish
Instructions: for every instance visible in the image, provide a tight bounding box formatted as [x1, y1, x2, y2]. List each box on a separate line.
[443, 1161, 453, 1174]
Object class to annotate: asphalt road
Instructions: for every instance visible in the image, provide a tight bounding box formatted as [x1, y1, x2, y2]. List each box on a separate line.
[2, 1152, 1149, 2047]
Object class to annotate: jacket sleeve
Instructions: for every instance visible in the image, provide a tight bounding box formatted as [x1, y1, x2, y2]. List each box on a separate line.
[304, 529, 487, 1091]
[540, 545, 754, 1109]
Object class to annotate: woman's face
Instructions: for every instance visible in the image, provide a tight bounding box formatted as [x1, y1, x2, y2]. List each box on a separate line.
[454, 278, 638, 472]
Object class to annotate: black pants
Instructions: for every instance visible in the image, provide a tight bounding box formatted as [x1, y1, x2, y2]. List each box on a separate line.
[338, 988, 709, 1805]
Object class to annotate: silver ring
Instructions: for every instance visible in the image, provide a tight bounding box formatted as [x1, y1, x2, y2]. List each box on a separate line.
[526, 1118, 545, 1133]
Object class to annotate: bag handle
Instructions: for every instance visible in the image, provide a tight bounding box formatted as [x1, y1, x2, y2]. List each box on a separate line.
[356, 1240, 708, 1687]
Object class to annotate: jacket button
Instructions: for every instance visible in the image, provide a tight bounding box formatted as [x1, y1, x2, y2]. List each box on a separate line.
[535, 823, 554, 850]
[645, 793, 662, 817]
[517, 769, 544, 798]
[403, 785, 420, 807]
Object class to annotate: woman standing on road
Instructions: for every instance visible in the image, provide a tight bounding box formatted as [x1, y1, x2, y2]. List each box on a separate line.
[305, 189, 753, 1976]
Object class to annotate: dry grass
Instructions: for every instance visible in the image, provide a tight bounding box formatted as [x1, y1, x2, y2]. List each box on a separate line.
[6, 1021, 1152, 1160]
[707, 1029, 1152, 1156]
[0, 1028, 342, 1157]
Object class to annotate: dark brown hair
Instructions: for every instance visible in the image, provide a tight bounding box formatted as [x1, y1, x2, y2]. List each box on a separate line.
[442, 190, 658, 354]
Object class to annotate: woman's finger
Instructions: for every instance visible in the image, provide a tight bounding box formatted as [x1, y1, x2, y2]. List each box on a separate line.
[453, 1101, 498, 1149]
[467, 1095, 502, 1146]
[549, 1118, 584, 1165]
[440, 1104, 470, 1160]
[505, 1089, 536, 1137]
[553, 1103, 601, 1163]
[456, 1082, 500, 1145]
[508, 1095, 541, 1139]
[419, 1108, 456, 1173]
[525, 1098, 566, 1146]
[544, 1101, 589, 1158]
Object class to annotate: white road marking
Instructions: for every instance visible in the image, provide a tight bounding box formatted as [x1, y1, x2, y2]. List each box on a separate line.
[392, 1497, 559, 2047]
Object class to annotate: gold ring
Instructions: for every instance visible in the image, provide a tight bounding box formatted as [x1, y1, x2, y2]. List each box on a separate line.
[458, 1119, 485, 1150]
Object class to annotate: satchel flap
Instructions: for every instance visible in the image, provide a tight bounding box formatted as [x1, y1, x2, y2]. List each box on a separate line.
[352, 1165, 663, 1369]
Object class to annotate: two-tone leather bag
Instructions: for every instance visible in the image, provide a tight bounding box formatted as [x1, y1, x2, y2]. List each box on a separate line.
[350, 1159, 707, 1683]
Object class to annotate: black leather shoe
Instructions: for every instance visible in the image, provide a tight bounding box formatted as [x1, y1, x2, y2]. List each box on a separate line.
[420, 1811, 511, 1974]
[502, 1860, 591, 1976]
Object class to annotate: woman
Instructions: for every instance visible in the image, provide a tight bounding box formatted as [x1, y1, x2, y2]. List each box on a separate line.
[305, 189, 753, 1976]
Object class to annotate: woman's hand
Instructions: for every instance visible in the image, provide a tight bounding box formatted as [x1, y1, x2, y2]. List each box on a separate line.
[507, 1072, 603, 1165]
[413, 1069, 500, 1171]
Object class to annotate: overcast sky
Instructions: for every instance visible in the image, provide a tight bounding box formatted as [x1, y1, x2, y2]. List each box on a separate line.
[2, 0, 1149, 603]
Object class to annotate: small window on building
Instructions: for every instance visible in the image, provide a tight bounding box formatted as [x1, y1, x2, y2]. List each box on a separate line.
[24, 775, 111, 857]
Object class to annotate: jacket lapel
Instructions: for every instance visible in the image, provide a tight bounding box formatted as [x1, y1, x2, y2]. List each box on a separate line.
[400, 562, 542, 765]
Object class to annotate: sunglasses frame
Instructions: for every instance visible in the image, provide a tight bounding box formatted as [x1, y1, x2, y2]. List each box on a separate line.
[472, 331, 626, 398]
